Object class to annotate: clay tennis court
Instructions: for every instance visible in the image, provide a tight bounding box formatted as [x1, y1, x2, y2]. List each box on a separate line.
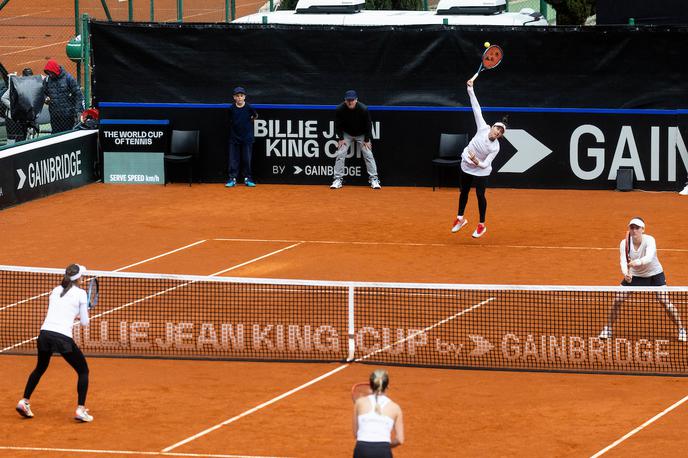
[1, 183, 688, 457]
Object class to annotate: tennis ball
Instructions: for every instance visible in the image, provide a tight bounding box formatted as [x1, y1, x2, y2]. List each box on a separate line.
[484, 41, 491, 48]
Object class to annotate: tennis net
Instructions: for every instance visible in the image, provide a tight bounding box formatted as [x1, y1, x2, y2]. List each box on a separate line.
[2, 265, 688, 376]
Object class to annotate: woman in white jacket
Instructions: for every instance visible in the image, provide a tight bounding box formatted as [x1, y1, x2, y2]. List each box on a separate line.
[16, 264, 94, 422]
[451, 78, 506, 238]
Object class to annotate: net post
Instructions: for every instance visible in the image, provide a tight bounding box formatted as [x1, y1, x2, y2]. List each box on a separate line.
[128, 0, 133, 21]
[347, 285, 355, 361]
[82, 13, 91, 109]
[150, 0, 155, 21]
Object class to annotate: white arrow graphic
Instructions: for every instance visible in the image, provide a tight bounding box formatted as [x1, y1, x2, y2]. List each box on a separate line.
[16, 169, 26, 189]
[498, 129, 552, 173]
[468, 335, 493, 357]
[293, 166, 302, 175]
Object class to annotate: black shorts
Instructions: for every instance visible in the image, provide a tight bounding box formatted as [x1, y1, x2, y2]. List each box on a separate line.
[353, 441, 392, 458]
[37, 330, 80, 354]
[621, 272, 667, 287]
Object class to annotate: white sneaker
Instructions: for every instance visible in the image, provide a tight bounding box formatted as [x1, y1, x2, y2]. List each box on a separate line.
[679, 328, 687, 342]
[330, 178, 343, 189]
[680, 184, 688, 196]
[75, 406, 93, 422]
[370, 178, 381, 189]
[599, 326, 612, 339]
[451, 217, 467, 233]
[472, 223, 487, 238]
[16, 399, 34, 418]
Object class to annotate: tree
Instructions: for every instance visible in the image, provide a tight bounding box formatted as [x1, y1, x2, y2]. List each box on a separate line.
[544, 0, 596, 25]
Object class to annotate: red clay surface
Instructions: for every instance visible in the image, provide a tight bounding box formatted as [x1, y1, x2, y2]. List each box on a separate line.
[1, 183, 687, 457]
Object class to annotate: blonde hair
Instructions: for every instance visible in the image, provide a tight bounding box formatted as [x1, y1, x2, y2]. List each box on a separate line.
[369, 369, 389, 415]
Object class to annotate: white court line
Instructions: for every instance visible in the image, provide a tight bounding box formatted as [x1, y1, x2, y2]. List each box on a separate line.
[162, 297, 491, 452]
[213, 238, 688, 253]
[162, 365, 350, 452]
[0, 446, 290, 458]
[0, 10, 52, 23]
[208, 243, 301, 276]
[0, 40, 69, 57]
[1, 241, 301, 353]
[112, 240, 209, 272]
[590, 393, 688, 457]
[0, 240, 208, 314]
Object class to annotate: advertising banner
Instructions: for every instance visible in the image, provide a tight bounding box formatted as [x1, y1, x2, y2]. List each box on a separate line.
[0, 130, 98, 209]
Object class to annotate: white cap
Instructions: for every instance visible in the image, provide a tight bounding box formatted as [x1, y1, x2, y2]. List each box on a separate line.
[69, 265, 87, 281]
[628, 218, 645, 228]
[493, 122, 506, 131]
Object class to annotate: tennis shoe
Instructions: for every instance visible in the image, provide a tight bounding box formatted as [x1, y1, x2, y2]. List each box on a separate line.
[370, 178, 381, 189]
[330, 178, 343, 189]
[679, 328, 687, 342]
[245, 179, 256, 187]
[75, 406, 93, 423]
[680, 184, 688, 196]
[472, 223, 487, 238]
[451, 217, 468, 233]
[599, 326, 612, 340]
[16, 399, 33, 418]
[225, 178, 236, 188]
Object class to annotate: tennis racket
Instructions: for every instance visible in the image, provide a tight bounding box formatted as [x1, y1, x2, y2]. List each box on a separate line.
[351, 382, 372, 403]
[87, 277, 99, 309]
[469, 44, 504, 83]
[625, 230, 631, 264]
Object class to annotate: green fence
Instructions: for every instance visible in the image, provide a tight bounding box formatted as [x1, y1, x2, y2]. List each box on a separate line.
[508, 0, 556, 23]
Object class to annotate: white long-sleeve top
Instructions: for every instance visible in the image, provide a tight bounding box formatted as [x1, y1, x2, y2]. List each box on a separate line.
[41, 285, 89, 338]
[619, 234, 663, 278]
[461, 86, 500, 176]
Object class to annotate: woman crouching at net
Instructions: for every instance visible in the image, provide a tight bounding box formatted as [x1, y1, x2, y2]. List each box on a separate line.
[353, 370, 404, 458]
[16, 264, 94, 422]
[599, 218, 686, 342]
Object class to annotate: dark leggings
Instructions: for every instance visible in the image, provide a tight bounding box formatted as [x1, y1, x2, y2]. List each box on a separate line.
[457, 170, 488, 223]
[24, 339, 89, 405]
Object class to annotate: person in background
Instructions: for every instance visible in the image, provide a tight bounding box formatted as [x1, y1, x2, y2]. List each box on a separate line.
[43, 59, 84, 134]
[599, 217, 686, 342]
[16, 264, 94, 422]
[2, 68, 39, 141]
[330, 90, 381, 190]
[353, 369, 404, 457]
[225, 86, 258, 188]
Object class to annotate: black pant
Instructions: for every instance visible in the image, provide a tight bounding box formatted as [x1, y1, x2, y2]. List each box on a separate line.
[24, 330, 89, 405]
[353, 441, 392, 458]
[457, 170, 488, 223]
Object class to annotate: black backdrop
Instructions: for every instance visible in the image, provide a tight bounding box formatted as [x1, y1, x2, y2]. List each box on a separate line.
[91, 22, 688, 189]
[91, 22, 688, 109]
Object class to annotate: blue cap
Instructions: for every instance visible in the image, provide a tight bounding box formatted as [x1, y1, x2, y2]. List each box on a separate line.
[344, 90, 357, 100]
[233, 86, 246, 95]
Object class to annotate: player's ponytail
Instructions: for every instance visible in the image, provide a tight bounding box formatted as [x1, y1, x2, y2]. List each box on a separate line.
[61, 264, 81, 297]
[501, 115, 509, 129]
[369, 369, 389, 415]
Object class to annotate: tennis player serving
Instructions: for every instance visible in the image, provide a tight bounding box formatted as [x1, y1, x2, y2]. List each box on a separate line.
[353, 369, 404, 457]
[599, 218, 687, 342]
[16, 264, 94, 422]
[450, 78, 507, 238]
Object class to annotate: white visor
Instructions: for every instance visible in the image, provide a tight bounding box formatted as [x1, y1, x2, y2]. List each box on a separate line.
[493, 122, 506, 131]
[628, 218, 645, 228]
[69, 265, 87, 281]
